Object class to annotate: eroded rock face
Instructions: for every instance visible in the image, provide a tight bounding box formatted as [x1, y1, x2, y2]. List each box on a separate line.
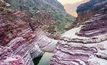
[76, 4, 107, 37]
[0, 10, 58, 65]
[76, 0, 107, 24]
[0, 10, 41, 46]
[4, 0, 75, 34]
[50, 1, 107, 65]
[0, 46, 26, 65]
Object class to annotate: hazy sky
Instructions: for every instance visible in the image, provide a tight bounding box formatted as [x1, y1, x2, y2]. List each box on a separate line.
[58, 0, 83, 4]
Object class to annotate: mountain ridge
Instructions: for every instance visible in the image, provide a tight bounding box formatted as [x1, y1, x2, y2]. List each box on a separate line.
[4, 0, 75, 35]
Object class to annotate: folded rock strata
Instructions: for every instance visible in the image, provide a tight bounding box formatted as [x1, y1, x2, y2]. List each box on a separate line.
[0, 46, 26, 65]
[76, 0, 107, 24]
[0, 10, 57, 65]
[50, 2, 107, 65]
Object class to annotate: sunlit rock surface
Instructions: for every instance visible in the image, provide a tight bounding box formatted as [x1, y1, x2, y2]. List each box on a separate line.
[50, 2, 107, 65]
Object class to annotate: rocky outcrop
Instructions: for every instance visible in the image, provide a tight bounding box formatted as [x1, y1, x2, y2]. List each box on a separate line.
[0, 46, 26, 65]
[4, 0, 75, 34]
[0, 10, 57, 65]
[77, 0, 107, 24]
[50, 0, 107, 65]
[0, 10, 40, 46]
[0, 0, 10, 12]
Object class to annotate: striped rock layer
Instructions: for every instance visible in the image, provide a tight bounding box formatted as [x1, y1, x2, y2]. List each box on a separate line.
[0, 10, 57, 65]
[50, 2, 107, 65]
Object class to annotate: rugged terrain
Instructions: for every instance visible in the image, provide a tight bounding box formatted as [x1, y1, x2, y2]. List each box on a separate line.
[1, 0, 107, 65]
[0, 0, 58, 65]
[68, 0, 107, 29]
[77, 0, 107, 24]
[0, 9, 58, 65]
[4, 0, 75, 34]
[50, 0, 107, 65]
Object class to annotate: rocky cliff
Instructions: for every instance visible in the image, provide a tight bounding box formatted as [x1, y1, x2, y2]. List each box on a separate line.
[68, 0, 107, 29]
[50, 0, 107, 65]
[1, 0, 107, 65]
[77, 0, 107, 24]
[0, 0, 72, 65]
[0, 4, 58, 65]
[4, 0, 75, 34]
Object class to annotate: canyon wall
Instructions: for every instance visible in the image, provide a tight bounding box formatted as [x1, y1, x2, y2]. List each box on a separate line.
[77, 0, 107, 24]
[0, 9, 57, 65]
[1, 0, 107, 65]
[4, 0, 75, 34]
[50, 0, 107, 65]
[69, 0, 107, 29]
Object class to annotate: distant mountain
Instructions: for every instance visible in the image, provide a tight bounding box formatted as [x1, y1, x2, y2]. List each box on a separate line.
[64, 0, 89, 17]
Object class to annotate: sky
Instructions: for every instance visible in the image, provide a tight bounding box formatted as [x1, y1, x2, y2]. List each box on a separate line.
[58, 0, 83, 4]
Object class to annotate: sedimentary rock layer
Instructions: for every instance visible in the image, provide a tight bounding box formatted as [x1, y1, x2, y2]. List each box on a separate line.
[76, 0, 107, 24]
[0, 10, 57, 65]
[50, 1, 107, 65]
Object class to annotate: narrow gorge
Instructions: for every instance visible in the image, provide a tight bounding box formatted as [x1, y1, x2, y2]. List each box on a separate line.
[0, 0, 107, 65]
[51, 0, 107, 65]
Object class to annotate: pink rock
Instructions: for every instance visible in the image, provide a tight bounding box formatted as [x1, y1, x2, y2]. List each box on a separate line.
[50, 1, 107, 64]
[0, 47, 26, 65]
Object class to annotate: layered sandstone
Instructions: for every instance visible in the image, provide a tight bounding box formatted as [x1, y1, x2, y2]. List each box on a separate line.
[77, 0, 107, 24]
[50, 1, 107, 65]
[0, 46, 26, 65]
[0, 10, 57, 65]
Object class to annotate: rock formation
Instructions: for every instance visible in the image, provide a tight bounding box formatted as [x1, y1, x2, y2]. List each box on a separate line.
[67, 0, 107, 31]
[1, 0, 107, 65]
[77, 0, 107, 24]
[0, 10, 57, 65]
[50, 0, 107, 65]
[4, 0, 75, 34]
[0, 0, 74, 65]
[0, 46, 26, 65]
